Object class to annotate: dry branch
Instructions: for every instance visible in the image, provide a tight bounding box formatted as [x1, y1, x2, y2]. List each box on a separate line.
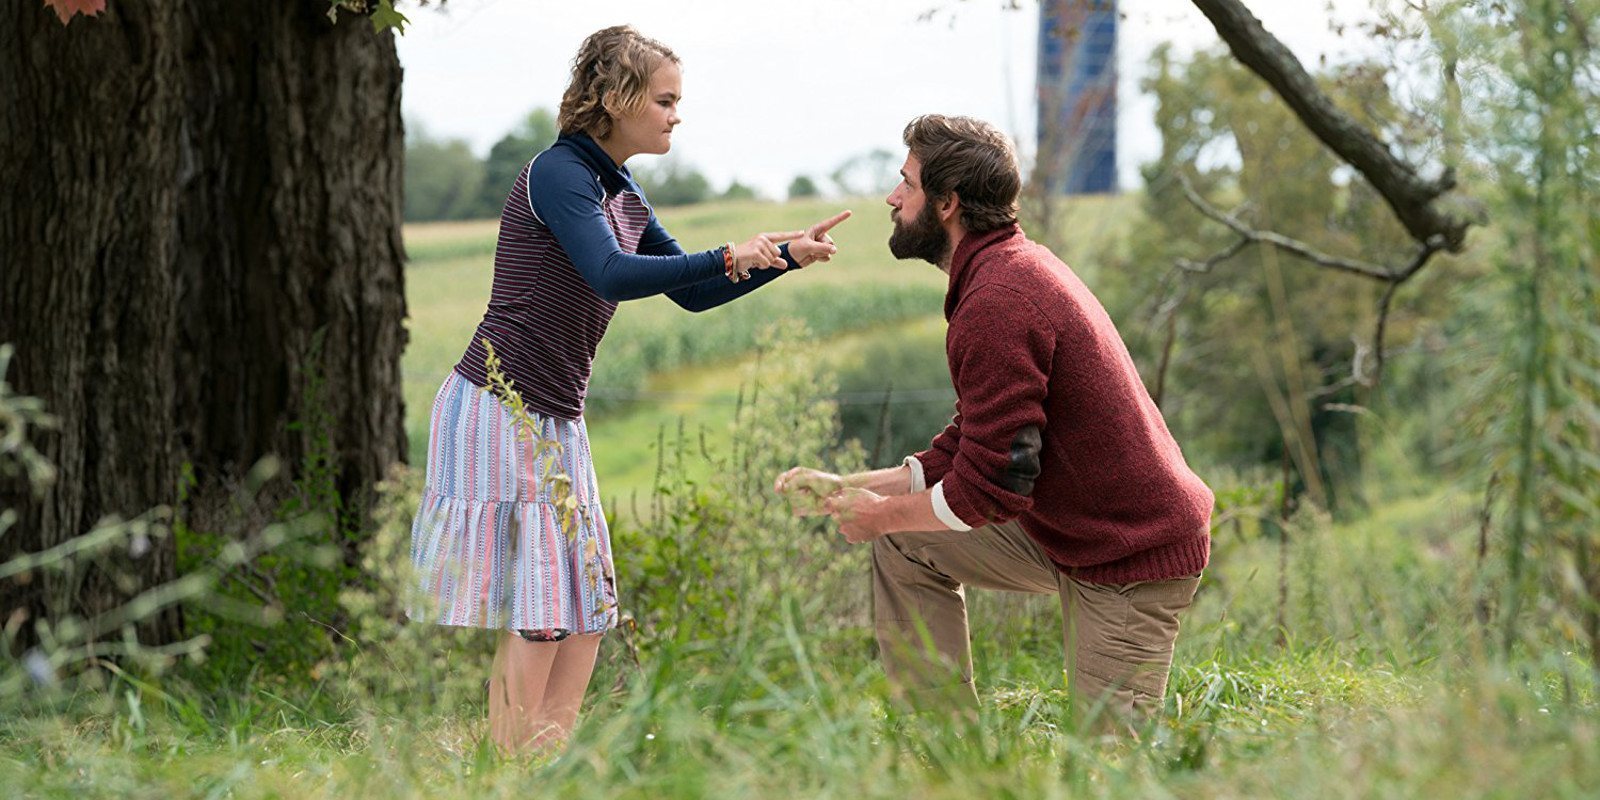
[1188, 0, 1473, 252]
[1168, 173, 1448, 390]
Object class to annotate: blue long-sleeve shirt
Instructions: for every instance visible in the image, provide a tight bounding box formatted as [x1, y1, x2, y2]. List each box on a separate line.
[454, 132, 794, 419]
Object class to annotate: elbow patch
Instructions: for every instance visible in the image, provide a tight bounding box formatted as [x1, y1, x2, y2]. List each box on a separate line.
[1003, 425, 1042, 496]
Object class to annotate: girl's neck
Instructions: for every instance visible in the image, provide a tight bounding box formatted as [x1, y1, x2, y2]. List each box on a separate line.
[594, 134, 632, 167]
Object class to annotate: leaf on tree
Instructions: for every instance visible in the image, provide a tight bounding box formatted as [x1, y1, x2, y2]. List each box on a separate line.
[369, 0, 409, 34]
[43, 0, 106, 25]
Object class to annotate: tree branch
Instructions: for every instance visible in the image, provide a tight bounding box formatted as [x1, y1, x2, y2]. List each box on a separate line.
[1188, 0, 1474, 252]
[1172, 174, 1448, 390]
[1177, 175, 1400, 281]
[1176, 236, 1250, 274]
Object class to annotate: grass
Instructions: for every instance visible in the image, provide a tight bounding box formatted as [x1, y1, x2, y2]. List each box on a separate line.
[3, 477, 1595, 798]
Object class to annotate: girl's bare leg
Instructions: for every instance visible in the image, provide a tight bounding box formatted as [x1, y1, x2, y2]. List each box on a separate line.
[487, 631, 557, 752]
[530, 633, 602, 751]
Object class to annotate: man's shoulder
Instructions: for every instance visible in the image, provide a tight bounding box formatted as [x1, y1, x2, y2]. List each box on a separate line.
[950, 281, 1056, 340]
[964, 240, 1072, 308]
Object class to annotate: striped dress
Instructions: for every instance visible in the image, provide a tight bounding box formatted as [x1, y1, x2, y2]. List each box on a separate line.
[409, 370, 615, 634]
[409, 137, 654, 637]
[409, 132, 792, 637]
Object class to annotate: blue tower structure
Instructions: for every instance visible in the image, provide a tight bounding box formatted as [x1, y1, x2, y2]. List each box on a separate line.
[1037, 0, 1118, 194]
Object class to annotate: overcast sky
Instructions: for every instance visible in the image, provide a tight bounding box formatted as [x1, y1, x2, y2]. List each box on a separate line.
[396, 0, 1381, 196]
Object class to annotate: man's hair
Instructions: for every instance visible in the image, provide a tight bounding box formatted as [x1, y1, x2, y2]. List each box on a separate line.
[558, 26, 679, 140]
[902, 115, 1021, 234]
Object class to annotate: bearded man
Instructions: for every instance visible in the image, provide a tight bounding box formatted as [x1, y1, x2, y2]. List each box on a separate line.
[776, 114, 1214, 731]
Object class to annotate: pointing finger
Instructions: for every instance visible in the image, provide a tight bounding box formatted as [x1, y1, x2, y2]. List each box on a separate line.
[810, 209, 853, 237]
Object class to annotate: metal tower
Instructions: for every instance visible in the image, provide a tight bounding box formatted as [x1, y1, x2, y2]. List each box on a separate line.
[1037, 0, 1118, 194]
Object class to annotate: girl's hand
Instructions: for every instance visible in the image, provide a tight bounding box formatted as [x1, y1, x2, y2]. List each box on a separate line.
[733, 231, 803, 274]
[787, 210, 853, 268]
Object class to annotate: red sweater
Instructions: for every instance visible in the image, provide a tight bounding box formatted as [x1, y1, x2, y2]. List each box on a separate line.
[914, 224, 1212, 584]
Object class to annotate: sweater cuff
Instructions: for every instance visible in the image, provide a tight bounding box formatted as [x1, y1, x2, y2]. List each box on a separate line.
[902, 456, 926, 493]
[912, 449, 954, 484]
[930, 481, 972, 531]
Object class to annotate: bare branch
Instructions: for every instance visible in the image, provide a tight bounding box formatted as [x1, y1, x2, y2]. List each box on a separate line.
[1370, 280, 1404, 387]
[1188, 0, 1475, 252]
[1176, 236, 1250, 274]
[1178, 175, 1399, 281]
[1170, 173, 1448, 391]
[1367, 236, 1445, 386]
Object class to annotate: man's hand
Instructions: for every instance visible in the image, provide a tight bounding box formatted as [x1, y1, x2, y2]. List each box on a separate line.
[774, 466, 844, 516]
[824, 487, 891, 544]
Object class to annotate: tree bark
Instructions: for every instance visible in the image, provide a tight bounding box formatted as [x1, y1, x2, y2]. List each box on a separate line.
[1, 1, 186, 647]
[0, 1, 406, 649]
[171, 2, 408, 540]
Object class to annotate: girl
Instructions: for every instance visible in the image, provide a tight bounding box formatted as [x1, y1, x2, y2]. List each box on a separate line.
[409, 25, 849, 753]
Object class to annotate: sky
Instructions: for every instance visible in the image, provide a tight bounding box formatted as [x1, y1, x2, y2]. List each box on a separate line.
[395, 0, 1383, 197]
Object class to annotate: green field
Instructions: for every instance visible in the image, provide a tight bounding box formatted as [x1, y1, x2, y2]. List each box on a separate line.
[5, 467, 1594, 798]
[401, 195, 1137, 504]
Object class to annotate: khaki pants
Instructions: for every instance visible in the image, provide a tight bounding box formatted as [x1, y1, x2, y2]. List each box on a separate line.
[871, 519, 1200, 728]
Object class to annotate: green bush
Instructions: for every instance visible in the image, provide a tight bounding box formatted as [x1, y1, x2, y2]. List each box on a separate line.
[611, 321, 870, 652]
[831, 323, 954, 468]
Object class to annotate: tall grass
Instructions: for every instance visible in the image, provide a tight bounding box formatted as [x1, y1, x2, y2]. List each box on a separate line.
[4, 324, 1596, 798]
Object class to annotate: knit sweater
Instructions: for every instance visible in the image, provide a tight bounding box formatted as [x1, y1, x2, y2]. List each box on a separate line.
[912, 224, 1212, 584]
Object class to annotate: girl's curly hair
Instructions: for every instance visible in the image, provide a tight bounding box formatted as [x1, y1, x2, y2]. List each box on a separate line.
[558, 26, 679, 140]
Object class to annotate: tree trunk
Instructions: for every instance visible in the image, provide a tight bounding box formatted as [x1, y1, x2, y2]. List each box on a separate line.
[0, 1, 186, 648]
[0, 1, 406, 650]
[171, 2, 408, 540]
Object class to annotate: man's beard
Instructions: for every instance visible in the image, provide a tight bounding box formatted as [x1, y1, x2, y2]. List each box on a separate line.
[888, 201, 949, 265]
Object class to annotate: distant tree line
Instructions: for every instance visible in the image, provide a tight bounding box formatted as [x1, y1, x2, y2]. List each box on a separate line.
[405, 107, 858, 221]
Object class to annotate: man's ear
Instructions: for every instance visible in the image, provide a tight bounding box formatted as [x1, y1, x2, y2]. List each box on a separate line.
[936, 193, 962, 224]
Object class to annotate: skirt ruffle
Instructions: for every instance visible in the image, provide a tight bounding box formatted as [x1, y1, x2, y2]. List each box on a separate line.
[408, 369, 617, 634]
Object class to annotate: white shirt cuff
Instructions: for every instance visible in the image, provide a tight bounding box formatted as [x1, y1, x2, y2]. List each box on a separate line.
[930, 480, 972, 531]
[902, 456, 927, 493]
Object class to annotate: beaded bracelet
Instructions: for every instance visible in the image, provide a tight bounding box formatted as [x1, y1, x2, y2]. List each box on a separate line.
[723, 241, 739, 283]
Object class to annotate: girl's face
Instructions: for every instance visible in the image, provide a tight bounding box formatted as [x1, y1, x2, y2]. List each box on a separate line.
[609, 61, 682, 160]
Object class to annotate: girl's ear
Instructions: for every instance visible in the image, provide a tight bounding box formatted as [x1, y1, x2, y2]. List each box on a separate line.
[601, 90, 623, 120]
